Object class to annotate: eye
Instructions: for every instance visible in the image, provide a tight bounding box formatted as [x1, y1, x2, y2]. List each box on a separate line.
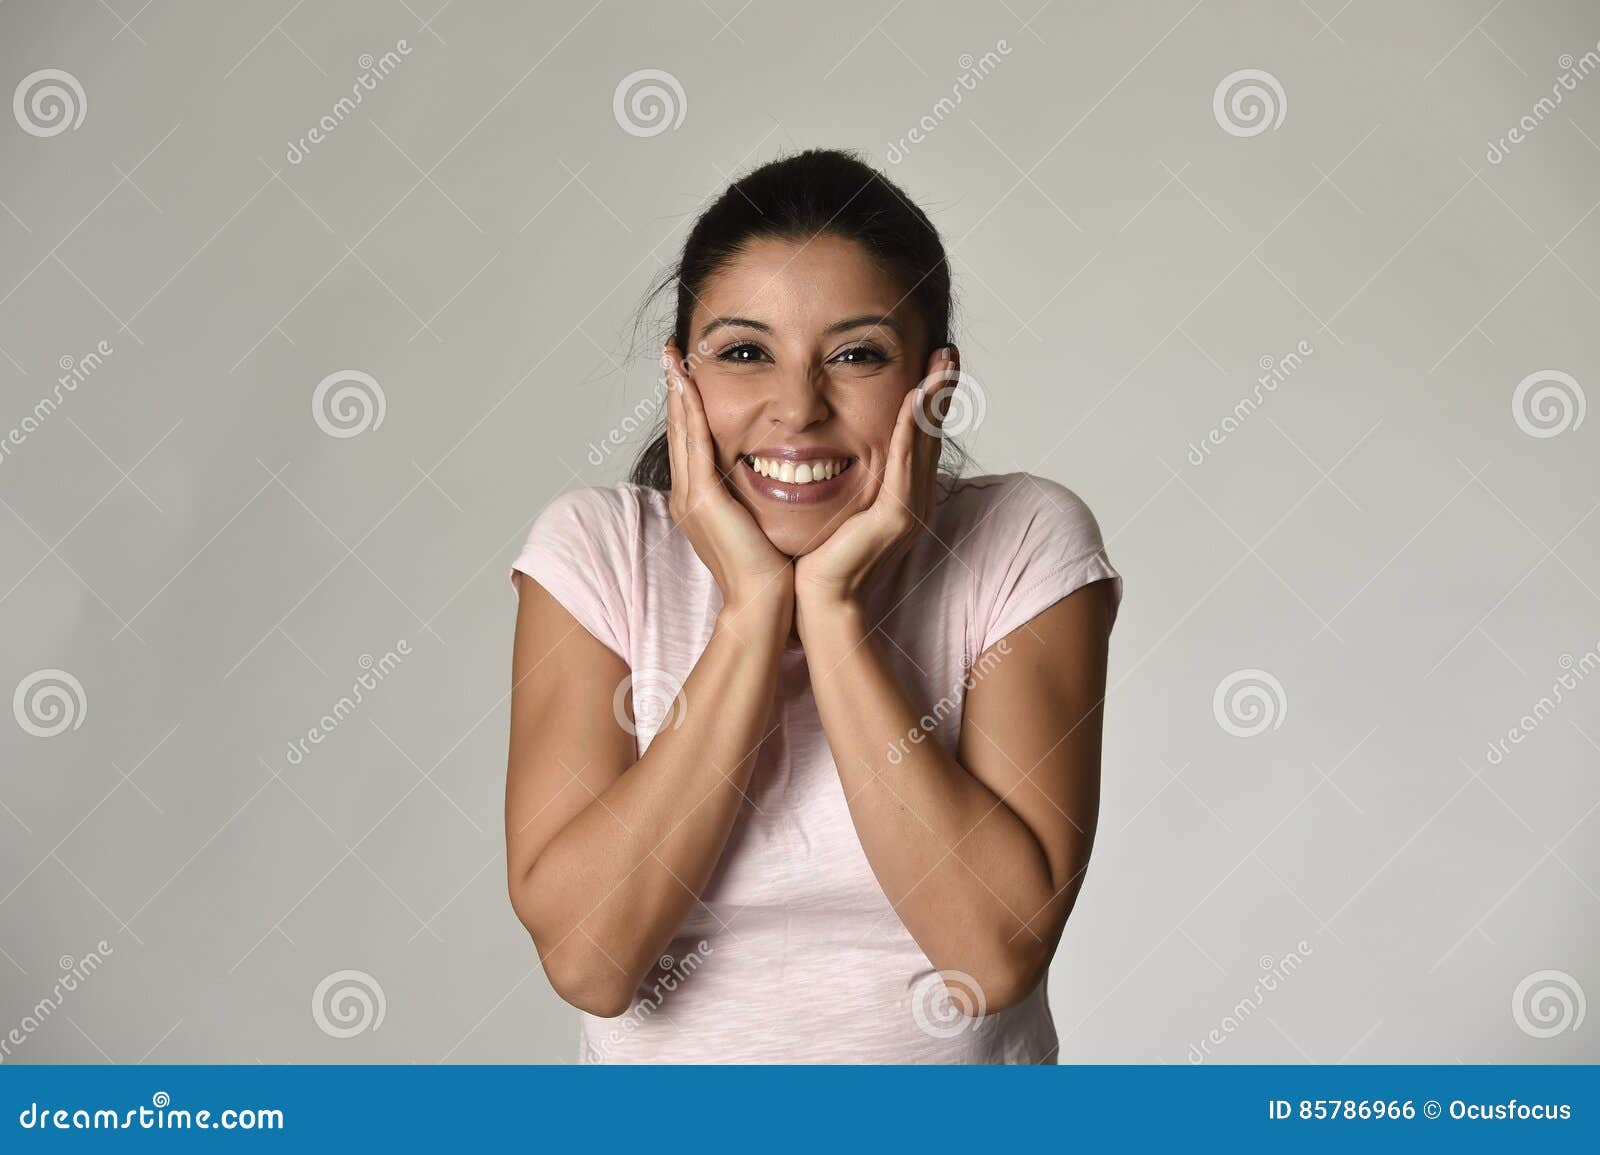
[832, 344, 888, 365]
[717, 342, 770, 364]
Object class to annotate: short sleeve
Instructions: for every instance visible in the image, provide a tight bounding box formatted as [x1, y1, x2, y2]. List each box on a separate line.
[976, 474, 1123, 655]
[509, 486, 635, 664]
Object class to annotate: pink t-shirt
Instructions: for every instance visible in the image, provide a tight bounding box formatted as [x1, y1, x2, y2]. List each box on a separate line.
[510, 470, 1123, 1063]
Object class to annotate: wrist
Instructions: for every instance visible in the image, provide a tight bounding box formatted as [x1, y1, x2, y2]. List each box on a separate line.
[795, 572, 867, 615]
[794, 589, 869, 646]
[720, 572, 795, 633]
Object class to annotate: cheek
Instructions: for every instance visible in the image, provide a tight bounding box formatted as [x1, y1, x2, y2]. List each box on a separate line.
[838, 392, 910, 455]
[694, 390, 756, 463]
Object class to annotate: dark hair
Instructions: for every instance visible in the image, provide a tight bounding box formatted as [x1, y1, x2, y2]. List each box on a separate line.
[627, 147, 965, 489]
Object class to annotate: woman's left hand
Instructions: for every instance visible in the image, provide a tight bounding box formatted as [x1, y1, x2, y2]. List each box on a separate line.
[793, 346, 955, 627]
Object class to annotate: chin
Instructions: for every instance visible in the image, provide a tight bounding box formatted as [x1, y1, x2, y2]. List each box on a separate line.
[759, 521, 833, 558]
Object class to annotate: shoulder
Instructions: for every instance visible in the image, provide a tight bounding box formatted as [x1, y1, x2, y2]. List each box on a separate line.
[511, 483, 667, 660]
[524, 482, 668, 551]
[512, 482, 662, 590]
[935, 471, 1123, 652]
[936, 471, 1108, 560]
[533, 481, 647, 529]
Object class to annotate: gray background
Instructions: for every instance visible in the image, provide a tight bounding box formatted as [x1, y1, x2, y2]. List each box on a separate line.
[1, 0, 1596, 1064]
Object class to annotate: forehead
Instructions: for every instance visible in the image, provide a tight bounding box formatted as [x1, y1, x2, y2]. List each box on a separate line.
[692, 233, 918, 334]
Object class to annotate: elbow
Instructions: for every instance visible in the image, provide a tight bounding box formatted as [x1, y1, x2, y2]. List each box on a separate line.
[978, 960, 1048, 1014]
[541, 948, 637, 1018]
[934, 943, 1052, 1017]
[507, 879, 636, 1019]
[956, 865, 1085, 1014]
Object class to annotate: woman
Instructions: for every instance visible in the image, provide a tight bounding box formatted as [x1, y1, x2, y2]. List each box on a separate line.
[504, 148, 1122, 1063]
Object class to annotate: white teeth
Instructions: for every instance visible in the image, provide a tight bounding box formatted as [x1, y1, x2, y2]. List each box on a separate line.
[747, 456, 850, 484]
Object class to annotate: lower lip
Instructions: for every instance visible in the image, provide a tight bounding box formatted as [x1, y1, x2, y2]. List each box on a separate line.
[740, 458, 855, 505]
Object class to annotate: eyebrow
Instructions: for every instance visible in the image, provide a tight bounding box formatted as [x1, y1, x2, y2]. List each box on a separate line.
[697, 314, 904, 341]
[826, 314, 903, 337]
[699, 316, 771, 340]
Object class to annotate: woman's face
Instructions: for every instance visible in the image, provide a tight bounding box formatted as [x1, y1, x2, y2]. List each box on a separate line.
[682, 233, 931, 558]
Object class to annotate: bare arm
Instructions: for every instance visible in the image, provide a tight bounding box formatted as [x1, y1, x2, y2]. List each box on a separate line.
[792, 347, 1113, 1011]
[799, 581, 1111, 1012]
[505, 341, 795, 1016]
[505, 576, 789, 1017]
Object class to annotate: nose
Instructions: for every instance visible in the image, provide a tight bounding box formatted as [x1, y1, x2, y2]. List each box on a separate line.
[766, 361, 830, 431]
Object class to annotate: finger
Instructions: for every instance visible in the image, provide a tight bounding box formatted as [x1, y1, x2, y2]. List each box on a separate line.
[869, 382, 921, 519]
[677, 369, 725, 491]
[663, 343, 689, 501]
[923, 345, 955, 445]
[919, 345, 954, 437]
[907, 347, 953, 516]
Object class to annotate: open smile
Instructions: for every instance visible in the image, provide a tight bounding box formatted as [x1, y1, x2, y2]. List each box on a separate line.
[739, 453, 857, 505]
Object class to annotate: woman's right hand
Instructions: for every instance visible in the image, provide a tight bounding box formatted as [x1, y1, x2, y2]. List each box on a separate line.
[663, 339, 794, 616]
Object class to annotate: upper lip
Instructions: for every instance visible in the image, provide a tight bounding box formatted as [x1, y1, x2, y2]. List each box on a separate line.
[743, 446, 854, 461]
